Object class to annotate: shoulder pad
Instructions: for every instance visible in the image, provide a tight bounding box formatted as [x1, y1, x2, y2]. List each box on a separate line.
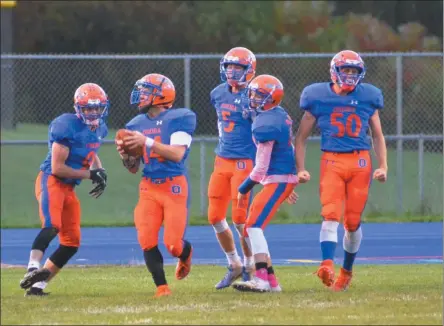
[168, 108, 197, 136]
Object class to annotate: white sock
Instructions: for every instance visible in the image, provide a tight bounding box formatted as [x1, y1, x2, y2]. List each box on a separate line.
[225, 250, 242, 267]
[244, 256, 254, 270]
[27, 260, 40, 271]
[32, 281, 47, 290]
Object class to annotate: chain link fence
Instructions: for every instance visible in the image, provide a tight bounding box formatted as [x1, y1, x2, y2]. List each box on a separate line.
[0, 53, 443, 227]
[1, 53, 442, 137]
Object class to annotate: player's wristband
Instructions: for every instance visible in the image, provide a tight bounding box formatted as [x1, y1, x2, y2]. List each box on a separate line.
[145, 137, 154, 149]
[238, 177, 258, 194]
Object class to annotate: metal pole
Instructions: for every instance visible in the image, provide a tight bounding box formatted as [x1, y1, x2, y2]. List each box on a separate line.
[1, 1, 15, 129]
[395, 55, 403, 215]
[184, 57, 191, 109]
[199, 140, 206, 216]
[418, 136, 424, 205]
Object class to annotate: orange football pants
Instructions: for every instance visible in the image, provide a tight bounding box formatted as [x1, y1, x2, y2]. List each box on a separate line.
[245, 183, 296, 234]
[207, 156, 254, 225]
[35, 171, 81, 247]
[134, 175, 189, 257]
[320, 150, 372, 231]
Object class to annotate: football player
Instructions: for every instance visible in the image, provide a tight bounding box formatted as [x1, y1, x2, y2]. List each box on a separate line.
[19, 83, 109, 296]
[117, 73, 196, 298]
[232, 75, 299, 293]
[295, 50, 388, 291]
[208, 47, 257, 289]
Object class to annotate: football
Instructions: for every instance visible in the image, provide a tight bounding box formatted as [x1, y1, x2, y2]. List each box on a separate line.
[115, 129, 144, 158]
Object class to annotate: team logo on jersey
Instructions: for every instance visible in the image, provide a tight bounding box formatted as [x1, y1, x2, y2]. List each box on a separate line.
[358, 158, 367, 168]
[237, 161, 246, 170]
[172, 185, 181, 194]
[156, 120, 163, 125]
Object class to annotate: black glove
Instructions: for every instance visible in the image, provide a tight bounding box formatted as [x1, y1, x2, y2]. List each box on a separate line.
[89, 168, 107, 199]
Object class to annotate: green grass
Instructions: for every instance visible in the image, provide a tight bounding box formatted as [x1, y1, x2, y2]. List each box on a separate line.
[1, 265, 442, 325]
[1, 123, 442, 228]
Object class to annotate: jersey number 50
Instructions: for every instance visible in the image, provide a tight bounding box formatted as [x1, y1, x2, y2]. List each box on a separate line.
[331, 113, 362, 138]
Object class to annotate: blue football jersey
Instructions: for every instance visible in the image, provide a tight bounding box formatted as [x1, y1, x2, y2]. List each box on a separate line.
[300, 82, 383, 152]
[125, 108, 196, 178]
[40, 113, 108, 185]
[211, 83, 256, 160]
[252, 106, 296, 176]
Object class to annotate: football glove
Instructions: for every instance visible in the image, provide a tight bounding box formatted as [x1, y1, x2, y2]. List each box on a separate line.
[89, 168, 107, 199]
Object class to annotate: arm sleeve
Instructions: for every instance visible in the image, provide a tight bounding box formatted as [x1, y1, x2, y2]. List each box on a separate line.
[170, 131, 192, 148]
[250, 141, 274, 182]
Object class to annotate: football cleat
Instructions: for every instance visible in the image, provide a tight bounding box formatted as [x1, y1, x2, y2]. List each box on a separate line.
[20, 268, 51, 290]
[331, 268, 353, 292]
[24, 287, 50, 297]
[316, 259, 335, 287]
[215, 265, 243, 290]
[241, 266, 254, 282]
[154, 284, 172, 298]
[232, 276, 271, 293]
[175, 246, 193, 280]
[268, 274, 282, 293]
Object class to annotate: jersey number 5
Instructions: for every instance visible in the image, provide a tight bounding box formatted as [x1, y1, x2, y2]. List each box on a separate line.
[331, 113, 362, 137]
[143, 136, 165, 163]
[222, 111, 234, 133]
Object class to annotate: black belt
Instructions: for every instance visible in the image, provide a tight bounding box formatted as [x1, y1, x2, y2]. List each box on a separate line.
[143, 176, 175, 184]
[323, 150, 366, 154]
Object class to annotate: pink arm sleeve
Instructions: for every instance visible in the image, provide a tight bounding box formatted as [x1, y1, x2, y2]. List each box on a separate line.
[250, 141, 275, 182]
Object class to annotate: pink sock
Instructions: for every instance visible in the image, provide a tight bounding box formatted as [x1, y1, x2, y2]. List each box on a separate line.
[268, 274, 279, 287]
[255, 268, 268, 281]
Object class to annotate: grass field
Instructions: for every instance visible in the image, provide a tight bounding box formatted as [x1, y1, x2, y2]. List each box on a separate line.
[1, 123, 442, 228]
[1, 264, 442, 325]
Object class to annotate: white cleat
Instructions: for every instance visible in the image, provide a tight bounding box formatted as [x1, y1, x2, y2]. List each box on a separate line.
[270, 284, 282, 293]
[232, 276, 271, 293]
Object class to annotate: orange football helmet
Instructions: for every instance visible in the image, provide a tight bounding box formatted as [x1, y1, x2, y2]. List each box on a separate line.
[330, 50, 366, 92]
[247, 75, 284, 111]
[130, 73, 176, 112]
[73, 83, 109, 126]
[220, 47, 256, 87]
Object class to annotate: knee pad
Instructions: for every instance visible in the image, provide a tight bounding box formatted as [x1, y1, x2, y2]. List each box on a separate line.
[49, 245, 78, 268]
[31, 227, 59, 252]
[319, 221, 339, 243]
[211, 218, 229, 234]
[343, 227, 363, 254]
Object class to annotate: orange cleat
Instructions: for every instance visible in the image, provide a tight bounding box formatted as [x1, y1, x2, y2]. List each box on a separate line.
[154, 284, 172, 298]
[316, 259, 335, 287]
[175, 247, 193, 280]
[331, 268, 353, 292]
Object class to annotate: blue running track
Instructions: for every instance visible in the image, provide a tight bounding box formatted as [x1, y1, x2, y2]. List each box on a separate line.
[1, 223, 442, 267]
